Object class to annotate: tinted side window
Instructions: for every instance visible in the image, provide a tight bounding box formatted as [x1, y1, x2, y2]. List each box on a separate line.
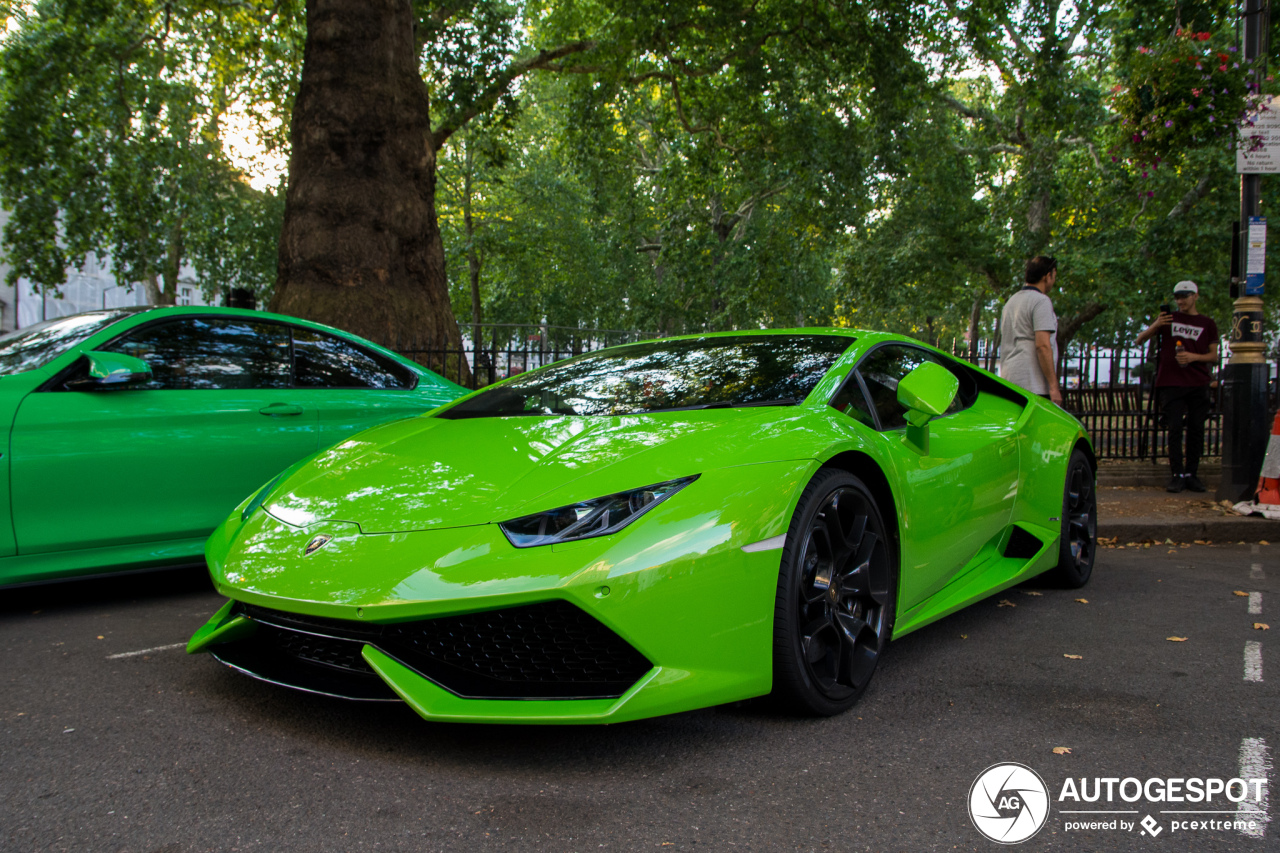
[855, 345, 967, 430]
[292, 328, 413, 389]
[107, 318, 291, 390]
[829, 374, 877, 428]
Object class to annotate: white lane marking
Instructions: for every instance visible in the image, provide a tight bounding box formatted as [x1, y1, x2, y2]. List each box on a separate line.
[1251, 592, 1264, 615]
[1238, 738, 1271, 838]
[741, 534, 787, 553]
[106, 642, 186, 660]
[1245, 642, 1264, 682]
[1252, 563, 1266, 580]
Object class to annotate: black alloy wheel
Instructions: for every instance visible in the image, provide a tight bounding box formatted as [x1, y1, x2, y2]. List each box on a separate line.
[1052, 449, 1096, 588]
[772, 470, 895, 716]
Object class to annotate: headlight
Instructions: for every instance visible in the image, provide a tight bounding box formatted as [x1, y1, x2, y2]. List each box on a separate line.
[499, 476, 698, 548]
[240, 471, 288, 521]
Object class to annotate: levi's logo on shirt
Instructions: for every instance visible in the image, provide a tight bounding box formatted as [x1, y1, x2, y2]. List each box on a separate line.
[1172, 322, 1204, 341]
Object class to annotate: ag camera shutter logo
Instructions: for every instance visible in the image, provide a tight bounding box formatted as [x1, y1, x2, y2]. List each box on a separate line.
[969, 763, 1050, 844]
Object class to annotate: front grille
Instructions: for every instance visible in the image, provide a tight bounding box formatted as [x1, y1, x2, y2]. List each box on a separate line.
[216, 600, 652, 700]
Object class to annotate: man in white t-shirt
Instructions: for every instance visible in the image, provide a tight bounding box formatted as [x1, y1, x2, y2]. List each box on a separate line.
[999, 255, 1062, 405]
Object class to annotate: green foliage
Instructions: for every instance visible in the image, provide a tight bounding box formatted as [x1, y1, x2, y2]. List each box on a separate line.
[0, 0, 299, 304]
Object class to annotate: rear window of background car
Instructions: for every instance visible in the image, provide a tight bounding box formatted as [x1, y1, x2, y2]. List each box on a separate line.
[292, 328, 414, 389]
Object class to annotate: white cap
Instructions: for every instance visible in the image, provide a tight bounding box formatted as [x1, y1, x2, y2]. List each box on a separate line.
[1173, 280, 1198, 295]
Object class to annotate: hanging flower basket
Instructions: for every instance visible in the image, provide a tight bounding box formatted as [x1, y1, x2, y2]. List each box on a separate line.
[1111, 29, 1264, 159]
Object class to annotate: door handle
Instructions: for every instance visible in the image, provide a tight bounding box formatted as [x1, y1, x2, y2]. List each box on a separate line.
[259, 403, 304, 417]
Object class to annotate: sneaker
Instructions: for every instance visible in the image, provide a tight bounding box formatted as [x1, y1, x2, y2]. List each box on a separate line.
[1166, 476, 1186, 493]
[1185, 474, 1207, 493]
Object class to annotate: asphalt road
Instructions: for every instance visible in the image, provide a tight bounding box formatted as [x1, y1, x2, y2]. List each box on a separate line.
[1, 545, 1275, 853]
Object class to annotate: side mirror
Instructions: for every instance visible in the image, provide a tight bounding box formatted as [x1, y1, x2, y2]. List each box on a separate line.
[896, 362, 959, 454]
[68, 351, 153, 390]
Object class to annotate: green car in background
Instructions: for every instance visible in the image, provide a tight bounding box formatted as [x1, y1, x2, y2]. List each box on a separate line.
[190, 329, 1095, 724]
[0, 306, 465, 587]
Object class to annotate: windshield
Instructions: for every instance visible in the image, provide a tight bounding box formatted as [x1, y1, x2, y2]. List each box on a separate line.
[440, 334, 854, 418]
[0, 311, 135, 375]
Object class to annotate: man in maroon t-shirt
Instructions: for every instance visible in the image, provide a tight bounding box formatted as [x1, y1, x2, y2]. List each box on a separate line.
[1135, 280, 1219, 492]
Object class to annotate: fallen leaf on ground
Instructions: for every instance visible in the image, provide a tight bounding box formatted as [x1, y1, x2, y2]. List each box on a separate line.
[1053, 747, 1072, 755]
[1075, 598, 1088, 604]
[1235, 591, 1250, 597]
[960, 634, 968, 639]
[997, 599, 1016, 608]
[1262, 540, 1271, 545]
[1023, 591, 1043, 596]
[1255, 623, 1270, 631]
[1167, 636, 1188, 642]
[1165, 537, 1176, 545]
[1063, 654, 1083, 660]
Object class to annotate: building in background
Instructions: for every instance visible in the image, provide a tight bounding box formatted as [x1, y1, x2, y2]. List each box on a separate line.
[0, 209, 215, 333]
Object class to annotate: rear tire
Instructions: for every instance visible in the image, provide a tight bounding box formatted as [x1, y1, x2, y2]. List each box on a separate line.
[1050, 449, 1096, 588]
[771, 470, 896, 716]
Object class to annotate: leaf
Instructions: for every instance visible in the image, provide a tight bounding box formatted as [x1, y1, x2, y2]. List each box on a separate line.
[997, 599, 1016, 608]
[1255, 623, 1270, 630]
[1075, 598, 1089, 604]
[1234, 591, 1250, 597]
[1167, 636, 1188, 642]
[1023, 591, 1043, 596]
[1053, 747, 1072, 755]
[1262, 540, 1271, 545]
[960, 634, 968, 639]
[1064, 654, 1083, 659]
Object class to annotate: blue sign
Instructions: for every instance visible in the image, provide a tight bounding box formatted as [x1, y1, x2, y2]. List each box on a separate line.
[1246, 216, 1266, 295]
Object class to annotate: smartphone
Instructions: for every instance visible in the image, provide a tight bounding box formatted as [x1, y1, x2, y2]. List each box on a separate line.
[1160, 303, 1173, 315]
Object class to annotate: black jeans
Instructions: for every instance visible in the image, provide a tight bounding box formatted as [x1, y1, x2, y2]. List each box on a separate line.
[1159, 386, 1211, 476]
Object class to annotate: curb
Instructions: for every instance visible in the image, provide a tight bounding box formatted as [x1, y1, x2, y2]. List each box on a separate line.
[1098, 515, 1280, 543]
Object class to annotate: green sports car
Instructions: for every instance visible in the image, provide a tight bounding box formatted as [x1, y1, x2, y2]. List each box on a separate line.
[0, 306, 464, 587]
[190, 329, 1095, 722]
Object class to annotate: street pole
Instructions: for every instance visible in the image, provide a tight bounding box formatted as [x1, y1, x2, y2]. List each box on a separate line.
[1219, 0, 1272, 502]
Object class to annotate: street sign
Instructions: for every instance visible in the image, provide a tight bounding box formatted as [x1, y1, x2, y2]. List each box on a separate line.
[1246, 216, 1266, 295]
[1238, 96, 1280, 174]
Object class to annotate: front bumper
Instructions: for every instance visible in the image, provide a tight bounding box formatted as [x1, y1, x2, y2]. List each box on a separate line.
[190, 460, 815, 723]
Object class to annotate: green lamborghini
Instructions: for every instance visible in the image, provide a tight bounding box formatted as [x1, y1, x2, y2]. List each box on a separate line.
[190, 329, 1095, 723]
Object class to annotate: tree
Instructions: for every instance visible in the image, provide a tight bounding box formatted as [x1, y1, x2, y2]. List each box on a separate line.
[0, 1, 297, 306]
[270, 0, 923, 361]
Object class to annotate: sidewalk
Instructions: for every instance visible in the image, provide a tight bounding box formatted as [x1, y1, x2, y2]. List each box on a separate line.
[1096, 460, 1280, 543]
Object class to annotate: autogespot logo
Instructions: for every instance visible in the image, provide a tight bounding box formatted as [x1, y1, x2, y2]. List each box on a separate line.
[969, 763, 1051, 844]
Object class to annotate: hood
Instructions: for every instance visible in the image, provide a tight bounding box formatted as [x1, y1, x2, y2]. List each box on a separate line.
[264, 408, 823, 533]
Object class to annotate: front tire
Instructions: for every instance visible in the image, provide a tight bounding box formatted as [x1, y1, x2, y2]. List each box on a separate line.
[1051, 449, 1096, 588]
[771, 470, 896, 716]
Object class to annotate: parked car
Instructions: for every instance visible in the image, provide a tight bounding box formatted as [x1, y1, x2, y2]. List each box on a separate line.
[0, 306, 466, 586]
[189, 329, 1095, 723]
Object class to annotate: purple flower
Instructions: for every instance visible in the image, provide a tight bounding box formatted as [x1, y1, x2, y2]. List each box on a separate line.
[1230, 46, 1238, 52]
[1143, 171, 1149, 177]
[1209, 116, 1215, 122]
[1111, 155, 1118, 161]
[1147, 191, 1155, 197]
[1165, 120, 1173, 127]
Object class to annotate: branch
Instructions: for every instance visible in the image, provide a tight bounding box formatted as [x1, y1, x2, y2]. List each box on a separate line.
[938, 93, 1018, 146]
[433, 40, 597, 149]
[1166, 174, 1212, 219]
[999, 14, 1034, 61]
[1057, 300, 1108, 349]
[669, 75, 736, 151]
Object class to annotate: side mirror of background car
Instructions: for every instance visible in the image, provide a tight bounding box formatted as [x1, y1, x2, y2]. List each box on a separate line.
[66, 351, 153, 391]
[896, 362, 959, 455]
